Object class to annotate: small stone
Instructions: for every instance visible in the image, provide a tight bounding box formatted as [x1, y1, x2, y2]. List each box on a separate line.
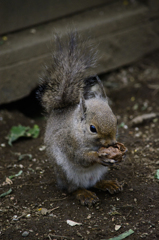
[13, 215, 18, 221]
[135, 132, 142, 138]
[49, 213, 54, 217]
[123, 125, 128, 129]
[1, 143, 6, 147]
[153, 118, 158, 123]
[39, 145, 46, 151]
[22, 231, 29, 237]
[115, 225, 121, 231]
[36, 167, 41, 171]
[87, 214, 91, 219]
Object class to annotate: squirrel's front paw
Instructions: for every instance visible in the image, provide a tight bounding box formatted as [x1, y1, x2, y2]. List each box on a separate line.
[73, 188, 99, 206]
[94, 180, 124, 194]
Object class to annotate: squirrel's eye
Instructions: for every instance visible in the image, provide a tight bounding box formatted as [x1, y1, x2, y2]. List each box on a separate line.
[90, 125, 97, 133]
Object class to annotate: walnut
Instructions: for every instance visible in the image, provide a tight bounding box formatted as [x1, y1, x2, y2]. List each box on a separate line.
[98, 142, 127, 165]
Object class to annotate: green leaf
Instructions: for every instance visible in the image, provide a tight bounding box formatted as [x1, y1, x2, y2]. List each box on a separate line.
[26, 124, 40, 138]
[9, 170, 23, 179]
[101, 229, 134, 240]
[7, 124, 40, 145]
[0, 188, 12, 198]
[154, 169, 159, 179]
[18, 154, 32, 161]
[119, 122, 125, 128]
[7, 125, 29, 145]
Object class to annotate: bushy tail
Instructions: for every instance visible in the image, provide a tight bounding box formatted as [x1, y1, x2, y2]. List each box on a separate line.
[37, 31, 96, 113]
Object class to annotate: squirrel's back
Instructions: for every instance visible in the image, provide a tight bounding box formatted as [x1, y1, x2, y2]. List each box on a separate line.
[37, 32, 97, 113]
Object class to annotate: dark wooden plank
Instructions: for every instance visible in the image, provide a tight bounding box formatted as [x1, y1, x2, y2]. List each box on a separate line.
[0, 2, 149, 67]
[0, 0, 111, 35]
[0, 1, 159, 104]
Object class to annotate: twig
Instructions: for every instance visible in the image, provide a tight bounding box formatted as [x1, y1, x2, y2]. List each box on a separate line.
[127, 209, 132, 217]
[48, 235, 52, 240]
[48, 206, 59, 213]
[48, 234, 70, 239]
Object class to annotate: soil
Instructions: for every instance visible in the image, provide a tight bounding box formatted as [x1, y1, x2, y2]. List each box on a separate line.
[0, 51, 159, 240]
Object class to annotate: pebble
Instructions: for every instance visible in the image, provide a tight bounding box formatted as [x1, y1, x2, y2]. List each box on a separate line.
[22, 231, 29, 237]
[49, 213, 54, 217]
[39, 145, 46, 151]
[12, 215, 18, 221]
[1, 143, 5, 147]
[115, 225, 121, 231]
[134, 132, 142, 137]
[87, 214, 91, 219]
[123, 125, 128, 129]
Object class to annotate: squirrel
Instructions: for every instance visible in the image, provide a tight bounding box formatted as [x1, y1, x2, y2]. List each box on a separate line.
[37, 31, 123, 206]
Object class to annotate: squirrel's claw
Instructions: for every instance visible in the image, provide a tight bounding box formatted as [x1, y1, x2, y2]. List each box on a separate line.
[94, 180, 124, 194]
[99, 158, 117, 166]
[73, 188, 99, 206]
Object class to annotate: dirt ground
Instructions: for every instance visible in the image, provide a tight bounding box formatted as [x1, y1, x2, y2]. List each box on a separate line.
[0, 51, 159, 240]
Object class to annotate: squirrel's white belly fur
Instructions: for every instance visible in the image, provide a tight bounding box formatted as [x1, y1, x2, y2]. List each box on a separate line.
[53, 146, 108, 189]
[67, 163, 108, 189]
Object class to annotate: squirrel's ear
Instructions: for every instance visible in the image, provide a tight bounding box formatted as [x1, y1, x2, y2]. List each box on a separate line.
[84, 75, 107, 100]
[95, 76, 107, 99]
[79, 96, 87, 121]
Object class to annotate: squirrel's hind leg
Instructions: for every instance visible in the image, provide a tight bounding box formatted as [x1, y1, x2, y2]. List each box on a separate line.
[94, 180, 124, 194]
[73, 188, 99, 206]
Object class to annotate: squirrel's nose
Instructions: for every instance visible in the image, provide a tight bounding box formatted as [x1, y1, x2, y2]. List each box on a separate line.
[100, 139, 117, 147]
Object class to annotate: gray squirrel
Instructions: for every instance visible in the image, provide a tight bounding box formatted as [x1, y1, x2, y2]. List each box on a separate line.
[37, 32, 123, 205]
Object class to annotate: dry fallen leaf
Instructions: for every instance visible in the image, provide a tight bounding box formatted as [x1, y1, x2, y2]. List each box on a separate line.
[4, 177, 13, 185]
[40, 208, 48, 215]
[67, 220, 82, 226]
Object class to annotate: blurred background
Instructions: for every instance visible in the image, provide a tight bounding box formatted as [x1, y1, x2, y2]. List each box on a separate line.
[0, 0, 159, 106]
